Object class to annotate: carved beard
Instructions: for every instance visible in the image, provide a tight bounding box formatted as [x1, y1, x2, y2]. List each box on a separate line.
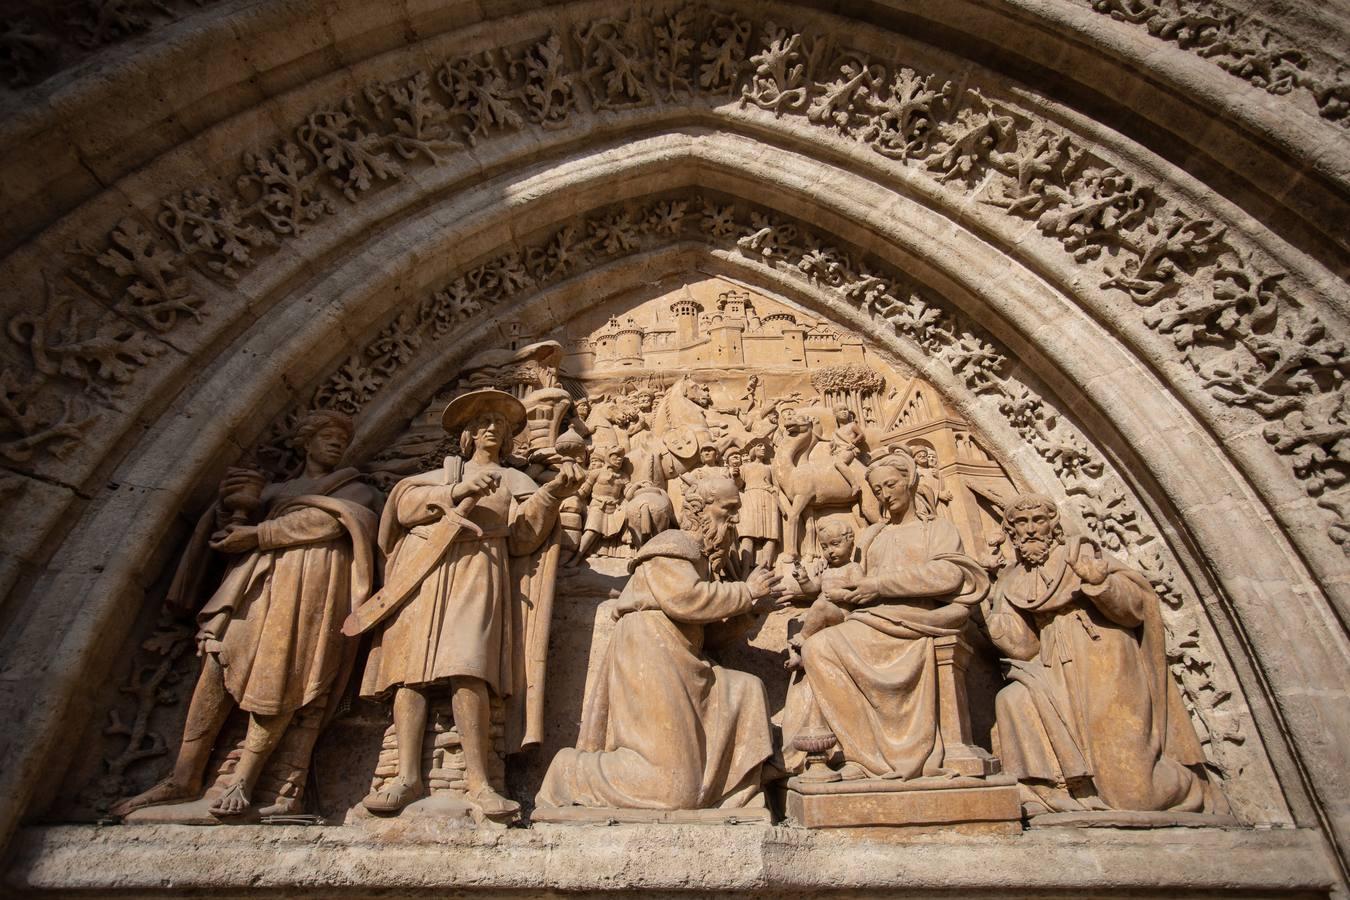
[687, 512, 736, 576]
[1014, 533, 1057, 567]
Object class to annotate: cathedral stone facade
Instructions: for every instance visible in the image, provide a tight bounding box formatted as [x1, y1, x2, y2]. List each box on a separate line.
[0, 1, 1346, 896]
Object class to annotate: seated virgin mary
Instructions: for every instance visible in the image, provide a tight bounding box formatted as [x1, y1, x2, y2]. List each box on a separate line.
[781, 449, 987, 780]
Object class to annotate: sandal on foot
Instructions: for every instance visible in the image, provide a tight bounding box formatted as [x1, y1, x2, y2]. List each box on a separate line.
[466, 785, 520, 817]
[209, 781, 252, 817]
[362, 780, 421, 814]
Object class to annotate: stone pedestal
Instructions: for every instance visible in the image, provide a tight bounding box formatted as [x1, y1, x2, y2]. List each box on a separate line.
[934, 633, 999, 777]
[784, 774, 1021, 831]
[531, 806, 773, 826]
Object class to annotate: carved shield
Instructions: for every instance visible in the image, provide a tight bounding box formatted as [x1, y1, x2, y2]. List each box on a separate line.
[663, 425, 699, 459]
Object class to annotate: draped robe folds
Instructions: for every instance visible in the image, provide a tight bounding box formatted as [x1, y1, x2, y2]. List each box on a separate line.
[358, 458, 564, 752]
[782, 518, 984, 778]
[536, 530, 772, 811]
[191, 469, 380, 718]
[985, 544, 1225, 813]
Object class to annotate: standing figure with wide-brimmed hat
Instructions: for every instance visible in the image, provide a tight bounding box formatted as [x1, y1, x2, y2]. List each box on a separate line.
[352, 389, 585, 818]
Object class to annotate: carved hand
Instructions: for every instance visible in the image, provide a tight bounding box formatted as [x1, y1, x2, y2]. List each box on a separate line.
[1068, 545, 1110, 586]
[746, 565, 786, 607]
[209, 524, 260, 553]
[548, 461, 587, 498]
[451, 470, 500, 502]
[843, 577, 881, 606]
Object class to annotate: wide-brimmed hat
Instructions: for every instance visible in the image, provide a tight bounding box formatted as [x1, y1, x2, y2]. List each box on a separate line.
[441, 388, 528, 435]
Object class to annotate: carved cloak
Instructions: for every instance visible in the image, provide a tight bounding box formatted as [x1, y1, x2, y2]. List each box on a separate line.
[191, 468, 379, 718]
[358, 457, 562, 753]
[985, 543, 1223, 813]
[536, 529, 771, 811]
[781, 518, 985, 777]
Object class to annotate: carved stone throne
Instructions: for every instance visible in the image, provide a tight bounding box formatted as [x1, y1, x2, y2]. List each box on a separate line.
[785, 632, 1020, 831]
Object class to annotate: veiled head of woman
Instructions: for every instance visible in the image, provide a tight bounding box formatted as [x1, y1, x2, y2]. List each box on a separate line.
[866, 450, 919, 521]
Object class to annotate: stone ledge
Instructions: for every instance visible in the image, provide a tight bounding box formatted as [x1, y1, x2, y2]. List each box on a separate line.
[3, 823, 1336, 897]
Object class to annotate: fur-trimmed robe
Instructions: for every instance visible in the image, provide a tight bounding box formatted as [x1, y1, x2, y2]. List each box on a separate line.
[536, 529, 772, 810]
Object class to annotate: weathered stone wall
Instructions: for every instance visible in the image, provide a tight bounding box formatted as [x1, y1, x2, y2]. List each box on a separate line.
[0, 1, 1345, 895]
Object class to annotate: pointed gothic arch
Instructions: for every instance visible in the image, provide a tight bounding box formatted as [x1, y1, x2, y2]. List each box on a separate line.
[0, 2, 1346, 894]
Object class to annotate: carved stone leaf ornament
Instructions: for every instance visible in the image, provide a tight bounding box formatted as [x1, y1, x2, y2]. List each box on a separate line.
[1083, 0, 1349, 127]
[11, 3, 1343, 799]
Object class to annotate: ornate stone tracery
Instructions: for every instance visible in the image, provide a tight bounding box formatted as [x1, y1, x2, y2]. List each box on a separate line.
[3, 4, 1342, 562]
[0, 0, 1346, 895]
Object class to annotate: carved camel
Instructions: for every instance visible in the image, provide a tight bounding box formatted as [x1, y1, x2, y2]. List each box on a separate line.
[772, 411, 870, 560]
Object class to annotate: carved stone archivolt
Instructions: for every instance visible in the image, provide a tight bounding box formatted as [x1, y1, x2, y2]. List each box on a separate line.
[2, 0, 1348, 893]
[2, 4, 1342, 564]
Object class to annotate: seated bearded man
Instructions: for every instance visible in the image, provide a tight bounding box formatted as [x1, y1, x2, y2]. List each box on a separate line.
[986, 493, 1228, 816]
[536, 480, 785, 811]
[781, 449, 987, 781]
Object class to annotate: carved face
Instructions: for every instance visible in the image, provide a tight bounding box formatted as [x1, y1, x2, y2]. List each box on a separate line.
[699, 445, 721, 467]
[748, 443, 767, 462]
[573, 398, 591, 419]
[605, 448, 625, 471]
[724, 448, 743, 470]
[468, 411, 509, 459]
[702, 478, 741, 529]
[687, 382, 712, 407]
[1007, 500, 1060, 566]
[305, 425, 350, 470]
[634, 391, 655, 412]
[818, 525, 855, 566]
[867, 462, 915, 520]
[836, 408, 854, 424]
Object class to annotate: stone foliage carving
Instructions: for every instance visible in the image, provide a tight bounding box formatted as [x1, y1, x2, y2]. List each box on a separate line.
[0, 0, 223, 89]
[8, 4, 1340, 569]
[81, 610, 195, 815]
[1082, 0, 1350, 127]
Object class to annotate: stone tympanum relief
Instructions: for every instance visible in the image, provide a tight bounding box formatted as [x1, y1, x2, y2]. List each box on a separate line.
[95, 275, 1234, 830]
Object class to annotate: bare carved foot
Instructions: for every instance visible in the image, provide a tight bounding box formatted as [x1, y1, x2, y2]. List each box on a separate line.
[109, 777, 201, 818]
[256, 795, 302, 818]
[362, 779, 421, 815]
[466, 784, 520, 818]
[209, 781, 252, 816]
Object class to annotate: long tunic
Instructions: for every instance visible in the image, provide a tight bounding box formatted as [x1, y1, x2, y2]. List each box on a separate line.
[781, 518, 981, 778]
[360, 460, 562, 708]
[536, 530, 772, 810]
[197, 469, 379, 717]
[985, 544, 1221, 812]
[737, 461, 781, 541]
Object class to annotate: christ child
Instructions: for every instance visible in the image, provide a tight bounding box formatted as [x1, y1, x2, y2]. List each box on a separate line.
[785, 518, 864, 669]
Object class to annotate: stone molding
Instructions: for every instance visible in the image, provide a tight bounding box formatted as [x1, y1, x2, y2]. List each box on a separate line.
[5, 822, 1337, 896]
[0, 0, 1345, 888]
[1079, 0, 1349, 129]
